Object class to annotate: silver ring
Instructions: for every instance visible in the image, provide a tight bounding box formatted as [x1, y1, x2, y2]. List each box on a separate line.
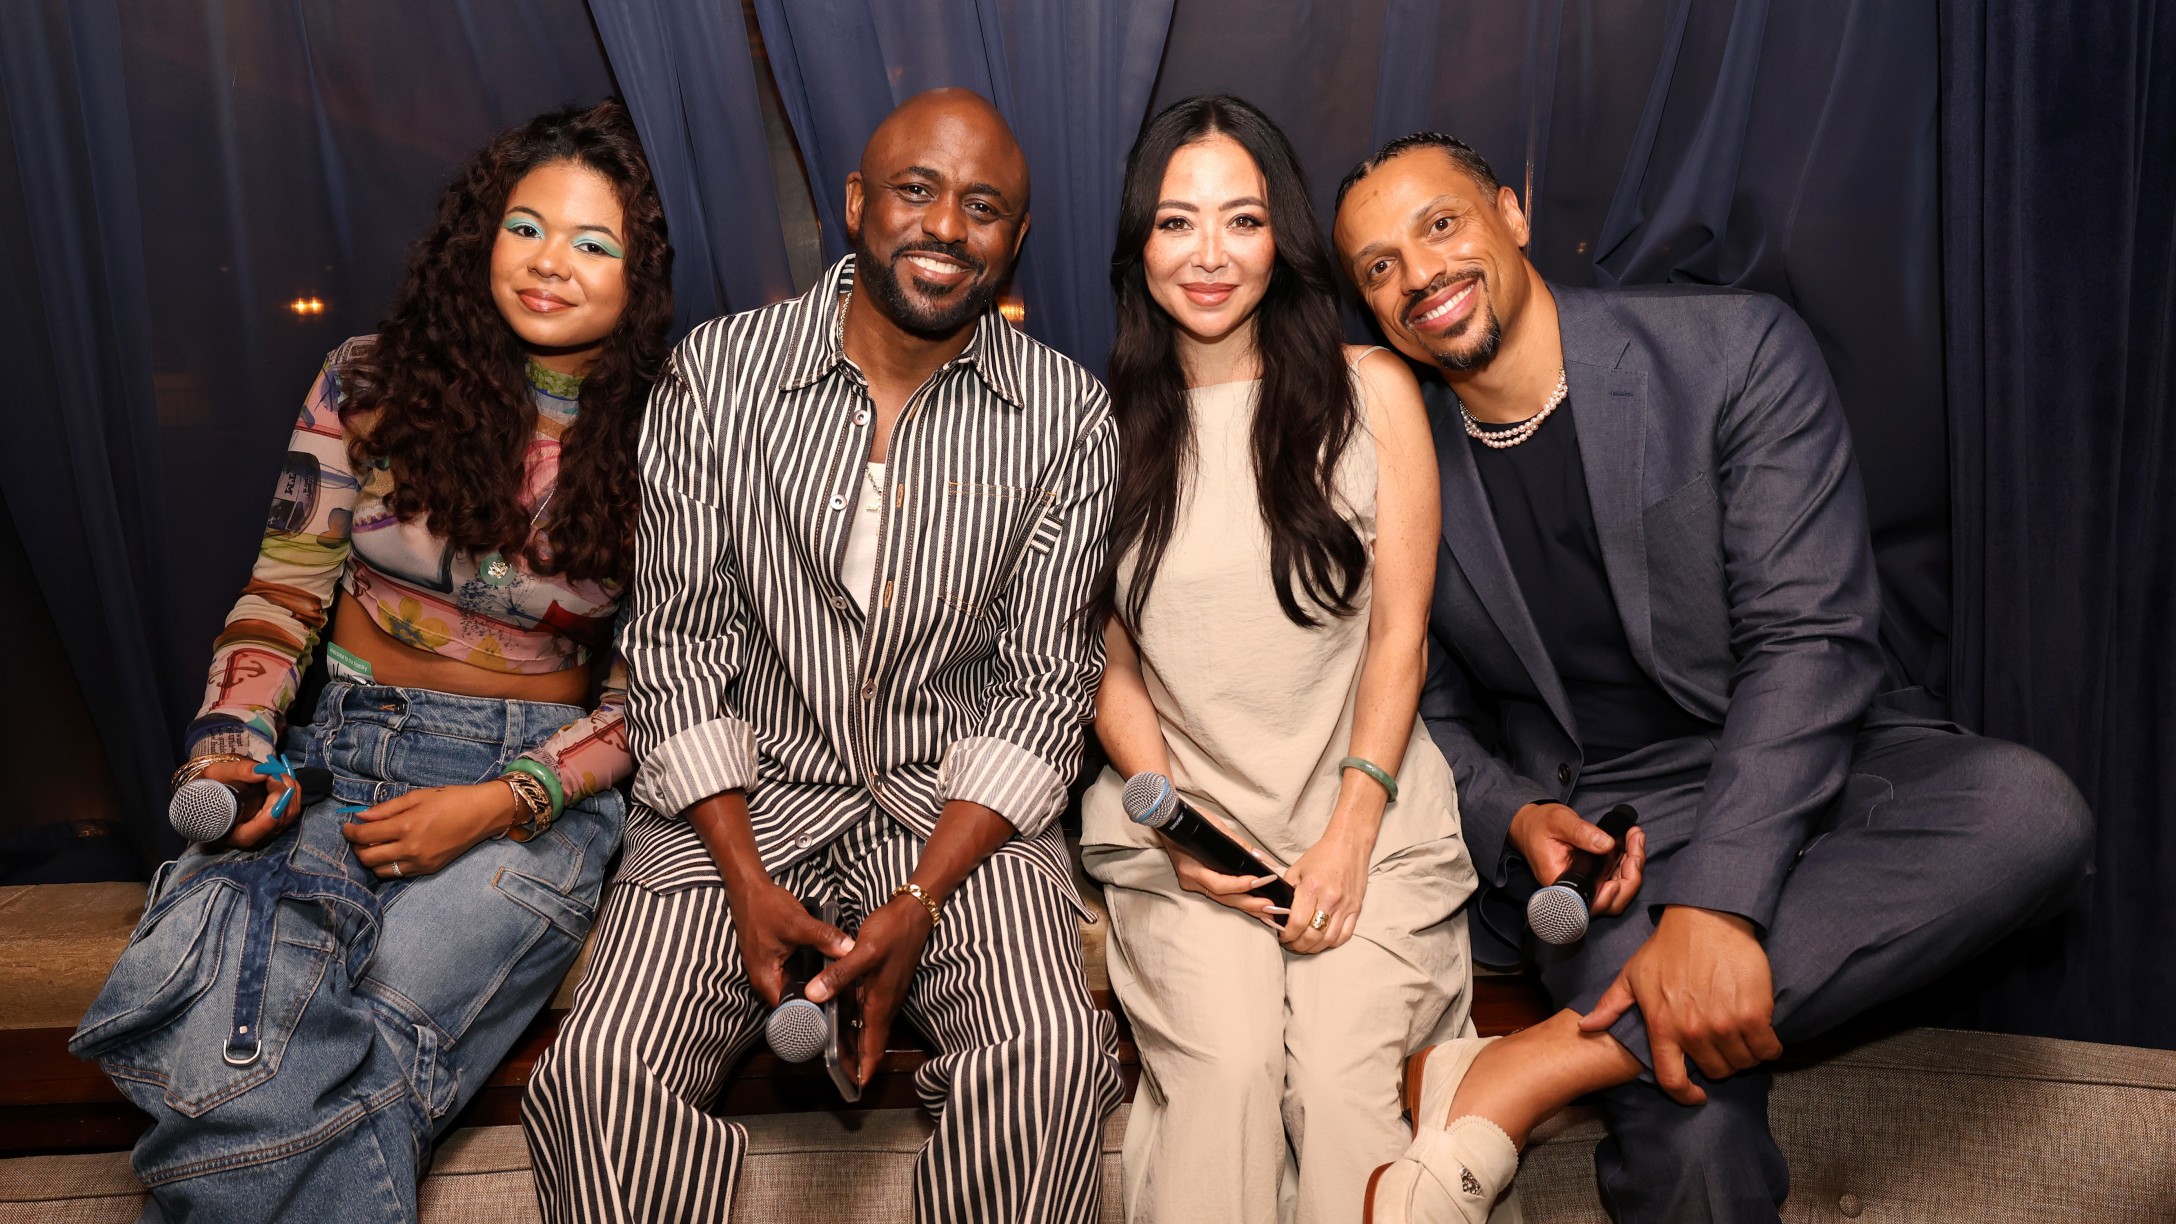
[1309, 908, 1329, 932]
[392, 861, 404, 878]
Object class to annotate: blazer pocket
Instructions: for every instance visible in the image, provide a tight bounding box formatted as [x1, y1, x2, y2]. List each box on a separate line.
[1645, 476, 1721, 533]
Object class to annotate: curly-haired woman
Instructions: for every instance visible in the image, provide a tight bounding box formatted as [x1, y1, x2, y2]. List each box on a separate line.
[71, 100, 671, 1223]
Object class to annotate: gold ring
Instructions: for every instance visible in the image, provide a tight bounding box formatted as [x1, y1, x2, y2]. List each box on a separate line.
[1309, 908, 1329, 931]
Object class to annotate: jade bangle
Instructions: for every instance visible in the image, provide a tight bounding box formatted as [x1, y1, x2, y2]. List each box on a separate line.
[503, 757, 567, 820]
[1339, 755, 1399, 803]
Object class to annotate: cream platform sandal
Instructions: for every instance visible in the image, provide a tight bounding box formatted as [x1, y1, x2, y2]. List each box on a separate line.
[1362, 1038, 1521, 1224]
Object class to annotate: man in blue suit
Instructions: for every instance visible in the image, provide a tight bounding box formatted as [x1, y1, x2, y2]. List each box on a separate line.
[1332, 133, 2092, 1222]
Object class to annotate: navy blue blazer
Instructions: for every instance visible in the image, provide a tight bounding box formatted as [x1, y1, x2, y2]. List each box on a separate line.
[1419, 283, 1886, 931]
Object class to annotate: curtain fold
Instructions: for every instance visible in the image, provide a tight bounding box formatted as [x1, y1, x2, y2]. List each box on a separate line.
[585, 0, 798, 332]
[1940, 0, 2176, 1049]
[749, 0, 1176, 374]
[6, 0, 2167, 1049]
[0, 0, 178, 859]
[1155, 0, 1949, 694]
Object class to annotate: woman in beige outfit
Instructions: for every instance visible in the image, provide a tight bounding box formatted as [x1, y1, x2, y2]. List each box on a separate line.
[1081, 94, 1482, 1224]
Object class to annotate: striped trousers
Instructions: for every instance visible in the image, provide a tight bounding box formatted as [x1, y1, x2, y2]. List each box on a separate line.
[522, 814, 1122, 1222]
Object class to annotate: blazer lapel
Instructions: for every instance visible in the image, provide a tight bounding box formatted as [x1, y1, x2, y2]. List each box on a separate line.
[1567, 358, 1658, 680]
[1432, 398, 1579, 741]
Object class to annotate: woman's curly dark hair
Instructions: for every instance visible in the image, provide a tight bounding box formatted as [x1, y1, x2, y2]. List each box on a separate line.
[340, 99, 672, 587]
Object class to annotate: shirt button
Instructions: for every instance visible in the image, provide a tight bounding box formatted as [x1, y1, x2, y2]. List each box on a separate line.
[1557, 763, 1573, 785]
[830, 594, 847, 610]
[1838, 1194, 1863, 1219]
[829, 494, 847, 511]
[853, 410, 869, 426]
[860, 678, 877, 701]
[797, 834, 814, 849]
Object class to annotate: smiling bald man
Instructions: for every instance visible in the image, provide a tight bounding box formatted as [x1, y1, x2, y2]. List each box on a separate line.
[522, 88, 1123, 1224]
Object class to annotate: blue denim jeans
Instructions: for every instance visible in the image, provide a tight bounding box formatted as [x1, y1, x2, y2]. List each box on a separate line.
[72, 682, 625, 1224]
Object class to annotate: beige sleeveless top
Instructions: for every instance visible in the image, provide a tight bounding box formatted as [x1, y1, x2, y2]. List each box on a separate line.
[1080, 358, 1461, 869]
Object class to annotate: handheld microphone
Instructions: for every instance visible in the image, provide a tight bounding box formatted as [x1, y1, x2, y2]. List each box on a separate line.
[168, 766, 334, 843]
[1121, 772, 1295, 909]
[765, 941, 831, 1064]
[1525, 803, 1640, 945]
[760, 896, 862, 1101]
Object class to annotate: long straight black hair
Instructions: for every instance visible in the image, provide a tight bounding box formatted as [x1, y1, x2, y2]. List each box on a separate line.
[1091, 94, 1365, 631]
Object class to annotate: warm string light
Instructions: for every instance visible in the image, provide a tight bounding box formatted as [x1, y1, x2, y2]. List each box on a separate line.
[288, 297, 326, 316]
[997, 295, 1026, 328]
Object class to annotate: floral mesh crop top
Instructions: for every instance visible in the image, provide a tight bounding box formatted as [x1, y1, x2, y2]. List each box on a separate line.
[185, 337, 632, 802]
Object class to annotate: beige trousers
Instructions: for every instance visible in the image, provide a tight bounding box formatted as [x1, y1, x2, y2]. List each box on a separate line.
[1090, 836, 1493, 1224]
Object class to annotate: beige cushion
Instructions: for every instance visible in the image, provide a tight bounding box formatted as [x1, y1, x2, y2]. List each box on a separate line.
[0, 1110, 1132, 1224]
[1511, 1028, 2176, 1223]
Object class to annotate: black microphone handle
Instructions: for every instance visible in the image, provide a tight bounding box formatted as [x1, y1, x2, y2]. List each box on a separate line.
[1556, 804, 1639, 897]
[777, 942, 825, 1005]
[293, 765, 334, 808]
[1159, 806, 1297, 909]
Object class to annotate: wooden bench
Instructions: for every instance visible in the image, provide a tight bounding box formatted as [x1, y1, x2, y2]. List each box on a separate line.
[0, 881, 1553, 1156]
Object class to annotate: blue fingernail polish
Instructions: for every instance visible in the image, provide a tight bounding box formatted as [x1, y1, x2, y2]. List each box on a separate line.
[336, 805, 368, 815]
[252, 759, 283, 776]
[269, 790, 294, 822]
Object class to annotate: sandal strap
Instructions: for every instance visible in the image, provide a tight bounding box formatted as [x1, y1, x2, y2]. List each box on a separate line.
[1405, 1118, 1520, 1210]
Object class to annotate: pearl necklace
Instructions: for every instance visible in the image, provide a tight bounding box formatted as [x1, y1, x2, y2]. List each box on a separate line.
[1460, 368, 1569, 449]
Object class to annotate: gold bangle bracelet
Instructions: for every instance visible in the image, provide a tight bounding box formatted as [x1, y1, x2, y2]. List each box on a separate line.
[169, 753, 253, 795]
[496, 770, 554, 842]
[891, 882, 942, 927]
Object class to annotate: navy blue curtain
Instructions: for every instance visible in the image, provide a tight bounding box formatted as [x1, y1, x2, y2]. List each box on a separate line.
[8, 0, 2168, 1050]
[0, 0, 175, 859]
[1151, 0, 1951, 694]
[0, 0, 618, 866]
[1939, 0, 2176, 1050]
[585, 0, 799, 331]
[749, 0, 1176, 374]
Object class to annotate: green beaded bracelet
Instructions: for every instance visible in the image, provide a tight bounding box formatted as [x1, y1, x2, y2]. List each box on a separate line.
[503, 757, 567, 820]
[1339, 755, 1399, 803]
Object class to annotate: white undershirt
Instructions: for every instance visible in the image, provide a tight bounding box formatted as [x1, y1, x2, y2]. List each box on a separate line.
[843, 461, 886, 613]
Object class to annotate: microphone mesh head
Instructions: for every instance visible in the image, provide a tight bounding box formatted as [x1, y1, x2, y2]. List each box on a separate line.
[1526, 885, 1590, 945]
[765, 999, 830, 1064]
[170, 779, 239, 844]
[1121, 772, 1177, 829]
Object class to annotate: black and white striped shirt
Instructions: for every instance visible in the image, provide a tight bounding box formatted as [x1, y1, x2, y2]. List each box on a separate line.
[617, 257, 1118, 894]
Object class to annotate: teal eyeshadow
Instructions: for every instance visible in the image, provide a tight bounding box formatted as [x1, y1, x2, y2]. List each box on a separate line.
[502, 217, 540, 236]
[582, 235, 625, 259]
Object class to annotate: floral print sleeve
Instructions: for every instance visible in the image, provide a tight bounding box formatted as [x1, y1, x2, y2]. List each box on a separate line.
[186, 353, 359, 763]
[185, 339, 634, 803]
[525, 648, 631, 804]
